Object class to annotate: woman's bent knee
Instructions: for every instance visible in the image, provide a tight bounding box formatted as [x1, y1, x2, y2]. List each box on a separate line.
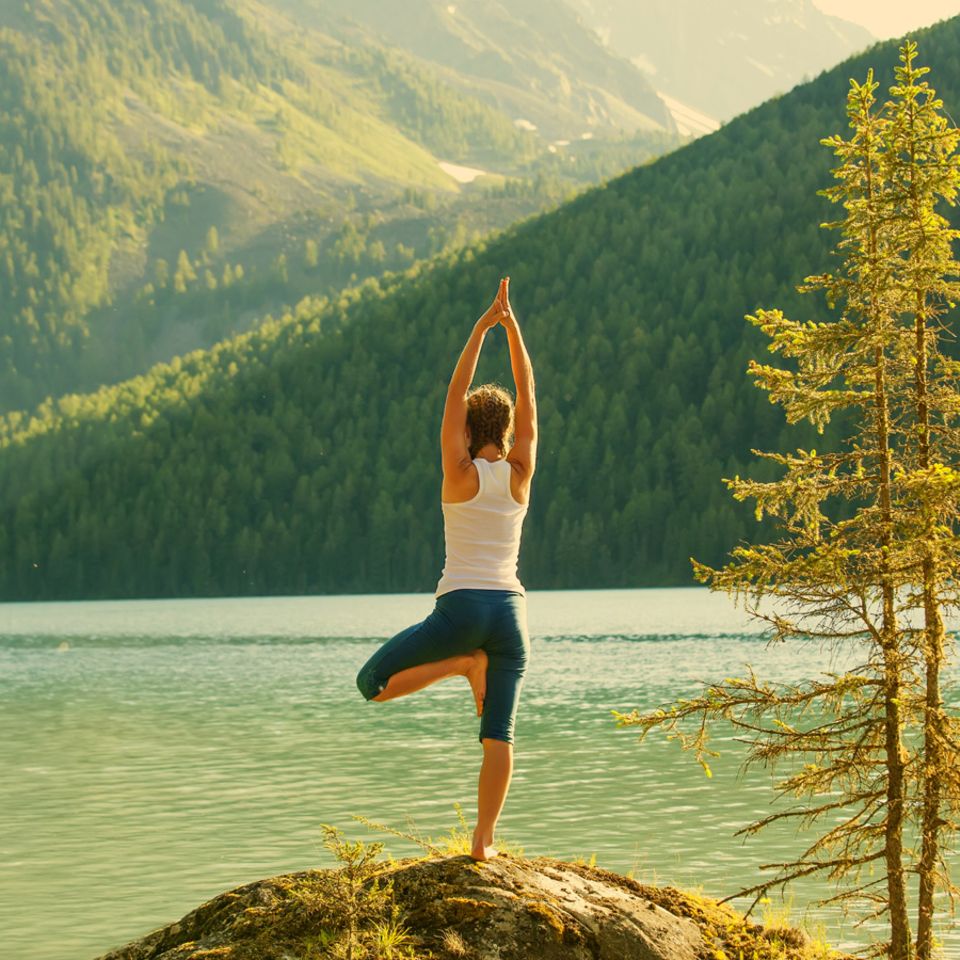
[356, 663, 386, 701]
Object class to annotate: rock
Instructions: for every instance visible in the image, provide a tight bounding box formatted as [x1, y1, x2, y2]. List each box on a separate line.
[94, 852, 831, 960]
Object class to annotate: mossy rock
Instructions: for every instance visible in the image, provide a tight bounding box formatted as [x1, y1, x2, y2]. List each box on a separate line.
[94, 852, 846, 960]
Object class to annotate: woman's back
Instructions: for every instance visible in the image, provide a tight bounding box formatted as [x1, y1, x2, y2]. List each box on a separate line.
[435, 457, 529, 598]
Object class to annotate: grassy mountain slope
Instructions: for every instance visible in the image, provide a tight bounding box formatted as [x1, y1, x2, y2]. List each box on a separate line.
[0, 0, 680, 413]
[2, 19, 956, 600]
[300, 0, 673, 138]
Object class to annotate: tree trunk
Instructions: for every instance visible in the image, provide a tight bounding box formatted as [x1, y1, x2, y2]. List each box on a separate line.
[916, 563, 945, 960]
[875, 343, 912, 960]
[867, 130, 912, 958]
[913, 289, 946, 960]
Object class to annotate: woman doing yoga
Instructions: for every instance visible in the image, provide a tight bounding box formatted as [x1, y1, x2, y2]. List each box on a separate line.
[356, 275, 537, 862]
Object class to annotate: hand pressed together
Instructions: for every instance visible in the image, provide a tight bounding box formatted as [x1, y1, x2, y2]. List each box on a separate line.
[478, 277, 516, 330]
[497, 276, 517, 329]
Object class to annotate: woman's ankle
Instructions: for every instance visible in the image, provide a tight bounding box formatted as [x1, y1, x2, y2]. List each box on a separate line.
[473, 825, 494, 844]
[459, 651, 481, 675]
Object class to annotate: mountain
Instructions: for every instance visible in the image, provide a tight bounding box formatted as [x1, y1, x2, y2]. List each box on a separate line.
[293, 0, 674, 139]
[0, 0, 680, 412]
[566, 0, 874, 124]
[2, 15, 955, 601]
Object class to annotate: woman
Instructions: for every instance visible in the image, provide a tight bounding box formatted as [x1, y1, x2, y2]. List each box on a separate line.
[356, 275, 537, 862]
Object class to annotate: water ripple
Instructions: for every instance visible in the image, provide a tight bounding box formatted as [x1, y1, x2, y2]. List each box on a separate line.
[1, 590, 958, 960]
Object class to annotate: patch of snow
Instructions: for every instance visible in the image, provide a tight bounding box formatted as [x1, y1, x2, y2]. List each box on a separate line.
[547, 144, 558, 153]
[745, 55, 775, 78]
[763, 13, 808, 29]
[553, 139, 570, 147]
[514, 118, 537, 132]
[629, 53, 657, 75]
[580, 132, 594, 140]
[438, 160, 487, 183]
[447, 4, 456, 13]
[657, 91, 720, 139]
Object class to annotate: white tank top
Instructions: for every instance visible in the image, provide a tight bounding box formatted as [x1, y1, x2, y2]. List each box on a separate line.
[435, 457, 529, 597]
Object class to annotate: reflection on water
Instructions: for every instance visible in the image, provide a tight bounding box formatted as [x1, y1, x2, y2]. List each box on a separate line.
[1, 589, 957, 960]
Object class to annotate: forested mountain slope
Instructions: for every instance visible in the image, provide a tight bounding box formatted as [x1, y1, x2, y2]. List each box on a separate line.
[294, 0, 673, 138]
[0, 0, 678, 412]
[2, 17, 957, 601]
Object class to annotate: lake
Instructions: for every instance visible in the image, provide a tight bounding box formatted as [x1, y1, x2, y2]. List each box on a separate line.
[1, 588, 957, 959]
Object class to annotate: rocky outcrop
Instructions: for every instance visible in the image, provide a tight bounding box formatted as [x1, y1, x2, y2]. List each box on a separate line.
[95, 852, 832, 960]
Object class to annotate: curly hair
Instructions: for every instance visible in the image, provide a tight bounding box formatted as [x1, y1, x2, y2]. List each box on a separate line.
[466, 383, 515, 459]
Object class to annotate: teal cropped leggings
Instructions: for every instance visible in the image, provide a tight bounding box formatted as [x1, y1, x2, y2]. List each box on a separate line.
[356, 588, 530, 744]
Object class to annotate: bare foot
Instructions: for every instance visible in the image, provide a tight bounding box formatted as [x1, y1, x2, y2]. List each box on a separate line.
[465, 648, 488, 717]
[470, 831, 499, 862]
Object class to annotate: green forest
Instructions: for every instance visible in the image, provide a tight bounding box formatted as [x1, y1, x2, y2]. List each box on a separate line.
[0, 0, 680, 413]
[0, 0, 296, 408]
[2, 16, 958, 600]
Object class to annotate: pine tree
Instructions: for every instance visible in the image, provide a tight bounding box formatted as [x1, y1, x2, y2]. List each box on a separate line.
[614, 43, 960, 959]
[882, 40, 960, 960]
[174, 249, 196, 293]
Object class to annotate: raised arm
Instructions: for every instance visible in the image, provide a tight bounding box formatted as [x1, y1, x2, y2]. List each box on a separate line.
[500, 277, 537, 480]
[440, 281, 507, 477]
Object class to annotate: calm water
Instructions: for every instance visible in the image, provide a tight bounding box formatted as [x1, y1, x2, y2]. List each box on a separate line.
[1, 589, 958, 959]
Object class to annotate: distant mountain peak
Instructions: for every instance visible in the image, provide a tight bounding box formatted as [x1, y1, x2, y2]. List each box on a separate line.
[566, 0, 874, 121]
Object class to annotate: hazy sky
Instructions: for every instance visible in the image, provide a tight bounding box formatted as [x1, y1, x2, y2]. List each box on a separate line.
[813, 1, 958, 40]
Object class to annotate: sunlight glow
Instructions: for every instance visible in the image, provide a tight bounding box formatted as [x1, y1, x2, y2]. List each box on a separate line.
[812, 0, 958, 41]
